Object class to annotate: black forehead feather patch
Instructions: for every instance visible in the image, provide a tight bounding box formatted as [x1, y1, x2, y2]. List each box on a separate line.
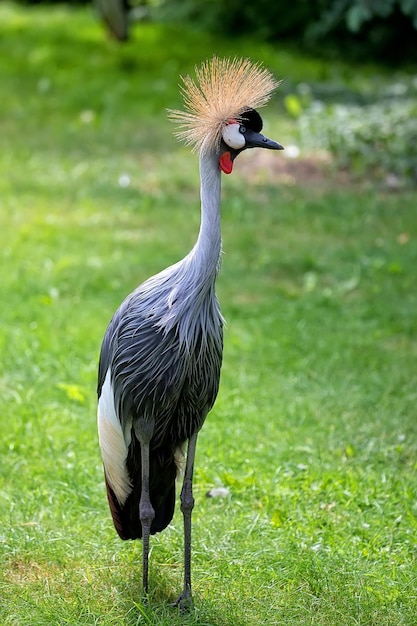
[241, 108, 263, 133]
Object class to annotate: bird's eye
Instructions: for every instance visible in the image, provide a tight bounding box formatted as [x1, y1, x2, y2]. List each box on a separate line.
[239, 125, 246, 134]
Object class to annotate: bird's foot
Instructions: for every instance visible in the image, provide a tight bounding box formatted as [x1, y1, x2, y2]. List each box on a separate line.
[172, 590, 193, 613]
[140, 590, 149, 607]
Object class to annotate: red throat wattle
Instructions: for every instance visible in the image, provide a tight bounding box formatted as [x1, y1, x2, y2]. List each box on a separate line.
[219, 151, 233, 174]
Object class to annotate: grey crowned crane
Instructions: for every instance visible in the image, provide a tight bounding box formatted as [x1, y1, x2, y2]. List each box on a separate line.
[97, 56, 283, 608]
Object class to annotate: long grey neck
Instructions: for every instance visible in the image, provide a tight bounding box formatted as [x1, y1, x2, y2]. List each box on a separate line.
[188, 149, 222, 285]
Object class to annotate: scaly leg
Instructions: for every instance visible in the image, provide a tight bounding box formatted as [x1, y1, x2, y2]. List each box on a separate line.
[139, 440, 155, 598]
[173, 431, 198, 611]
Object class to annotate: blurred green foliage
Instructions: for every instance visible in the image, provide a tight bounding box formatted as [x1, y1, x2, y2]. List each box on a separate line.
[159, 0, 416, 63]
[288, 76, 417, 185]
[22, 0, 417, 63]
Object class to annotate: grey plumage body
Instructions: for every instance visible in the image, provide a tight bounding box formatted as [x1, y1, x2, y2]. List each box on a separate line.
[99, 265, 222, 459]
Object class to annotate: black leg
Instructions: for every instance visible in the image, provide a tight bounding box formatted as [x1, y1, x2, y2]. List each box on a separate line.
[173, 432, 198, 610]
[139, 440, 155, 598]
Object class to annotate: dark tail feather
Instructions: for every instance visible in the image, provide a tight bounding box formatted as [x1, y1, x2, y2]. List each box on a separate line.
[105, 478, 131, 540]
[104, 440, 178, 540]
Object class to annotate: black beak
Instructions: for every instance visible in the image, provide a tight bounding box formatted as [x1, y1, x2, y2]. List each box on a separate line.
[243, 128, 284, 151]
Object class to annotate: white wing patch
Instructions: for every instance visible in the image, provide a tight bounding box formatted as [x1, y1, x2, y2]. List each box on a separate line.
[97, 368, 132, 505]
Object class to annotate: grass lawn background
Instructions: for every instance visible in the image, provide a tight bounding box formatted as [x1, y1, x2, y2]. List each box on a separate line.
[0, 3, 416, 624]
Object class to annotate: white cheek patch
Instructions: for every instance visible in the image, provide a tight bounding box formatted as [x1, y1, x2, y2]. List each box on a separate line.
[97, 368, 132, 505]
[222, 123, 245, 150]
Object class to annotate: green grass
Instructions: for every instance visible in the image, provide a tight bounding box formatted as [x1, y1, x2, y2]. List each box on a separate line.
[1, 2, 416, 624]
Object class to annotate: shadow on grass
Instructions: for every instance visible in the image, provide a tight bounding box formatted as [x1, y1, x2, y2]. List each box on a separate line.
[118, 566, 237, 626]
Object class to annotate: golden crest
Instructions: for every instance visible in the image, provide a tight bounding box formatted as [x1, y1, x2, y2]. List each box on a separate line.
[168, 56, 280, 154]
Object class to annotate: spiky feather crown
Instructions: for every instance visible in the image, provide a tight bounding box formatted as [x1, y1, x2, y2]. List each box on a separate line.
[168, 57, 280, 154]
